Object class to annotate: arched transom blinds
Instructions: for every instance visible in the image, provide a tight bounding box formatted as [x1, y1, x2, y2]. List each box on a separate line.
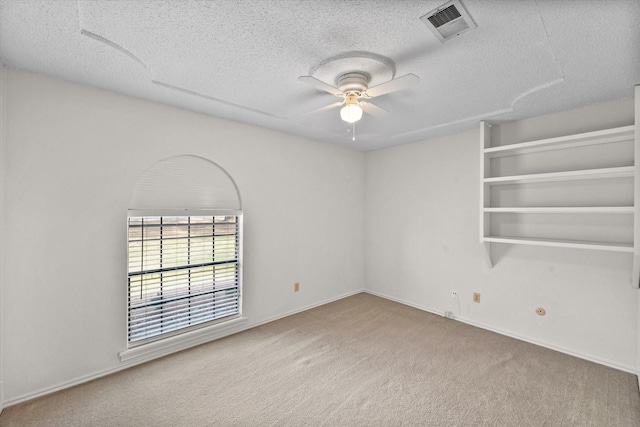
[127, 155, 242, 345]
[129, 155, 241, 211]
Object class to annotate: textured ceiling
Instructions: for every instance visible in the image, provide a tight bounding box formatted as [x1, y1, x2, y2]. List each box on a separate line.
[1, 0, 638, 151]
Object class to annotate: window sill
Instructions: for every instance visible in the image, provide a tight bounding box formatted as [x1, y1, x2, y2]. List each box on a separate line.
[119, 316, 248, 364]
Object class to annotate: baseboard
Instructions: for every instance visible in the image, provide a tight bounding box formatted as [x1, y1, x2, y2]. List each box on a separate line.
[364, 289, 637, 375]
[2, 288, 365, 409]
[9, 286, 629, 408]
[247, 288, 365, 330]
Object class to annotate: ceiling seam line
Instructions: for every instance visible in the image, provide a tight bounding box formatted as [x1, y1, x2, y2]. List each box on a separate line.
[533, 0, 566, 80]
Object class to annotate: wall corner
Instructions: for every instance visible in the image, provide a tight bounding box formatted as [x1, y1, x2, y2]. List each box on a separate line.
[0, 63, 7, 410]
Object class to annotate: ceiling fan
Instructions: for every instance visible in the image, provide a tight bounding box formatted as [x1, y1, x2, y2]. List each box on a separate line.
[298, 72, 420, 123]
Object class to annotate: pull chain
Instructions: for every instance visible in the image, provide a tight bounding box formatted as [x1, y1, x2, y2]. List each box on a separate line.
[352, 122, 356, 141]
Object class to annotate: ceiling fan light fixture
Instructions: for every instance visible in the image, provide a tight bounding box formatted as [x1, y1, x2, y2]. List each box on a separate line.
[340, 92, 363, 123]
[340, 103, 363, 123]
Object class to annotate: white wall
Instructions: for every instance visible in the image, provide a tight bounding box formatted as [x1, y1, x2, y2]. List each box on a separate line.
[1, 66, 637, 407]
[1, 68, 365, 404]
[365, 97, 638, 372]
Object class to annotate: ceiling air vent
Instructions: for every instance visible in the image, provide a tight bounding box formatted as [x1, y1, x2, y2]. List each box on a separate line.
[420, 0, 477, 42]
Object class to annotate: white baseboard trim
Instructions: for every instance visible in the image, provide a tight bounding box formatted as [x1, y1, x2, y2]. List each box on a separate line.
[364, 289, 637, 375]
[12, 287, 629, 407]
[247, 288, 365, 330]
[2, 288, 365, 409]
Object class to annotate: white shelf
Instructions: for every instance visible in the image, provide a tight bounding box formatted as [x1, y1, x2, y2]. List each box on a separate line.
[480, 116, 639, 288]
[484, 125, 635, 158]
[484, 166, 634, 185]
[483, 236, 634, 253]
[483, 207, 634, 214]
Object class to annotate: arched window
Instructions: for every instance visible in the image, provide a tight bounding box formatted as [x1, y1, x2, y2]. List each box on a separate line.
[126, 155, 242, 347]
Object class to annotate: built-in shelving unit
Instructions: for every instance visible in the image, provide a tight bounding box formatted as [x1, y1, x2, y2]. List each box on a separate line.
[480, 109, 639, 287]
[482, 236, 633, 253]
[483, 207, 634, 214]
[483, 166, 634, 185]
[484, 126, 634, 157]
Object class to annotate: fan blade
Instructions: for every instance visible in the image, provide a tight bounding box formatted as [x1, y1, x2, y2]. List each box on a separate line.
[302, 100, 344, 115]
[360, 101, 389, 118]
[298, 76, 343, 96]
[364, 73, 420, 98]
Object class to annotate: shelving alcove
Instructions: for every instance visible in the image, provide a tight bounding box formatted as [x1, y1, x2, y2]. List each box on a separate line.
[480, 93, 639, 288]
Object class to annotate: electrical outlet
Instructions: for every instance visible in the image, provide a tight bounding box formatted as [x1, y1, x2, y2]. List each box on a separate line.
[294, 282, 300, 292]
[473, 292, 481, 303]
[451, 289, 458, 298]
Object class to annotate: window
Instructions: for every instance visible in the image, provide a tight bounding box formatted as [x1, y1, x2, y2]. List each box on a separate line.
[127, 213, 241, 345]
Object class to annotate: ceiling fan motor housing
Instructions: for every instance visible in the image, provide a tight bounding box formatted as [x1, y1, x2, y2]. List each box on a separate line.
[336, 72, 370, 94]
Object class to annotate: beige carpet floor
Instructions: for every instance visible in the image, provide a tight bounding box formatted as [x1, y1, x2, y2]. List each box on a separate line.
[2, 293, 639, 426]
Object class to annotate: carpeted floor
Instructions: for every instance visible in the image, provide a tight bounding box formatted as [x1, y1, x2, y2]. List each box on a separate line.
[2, 293, 639, 426]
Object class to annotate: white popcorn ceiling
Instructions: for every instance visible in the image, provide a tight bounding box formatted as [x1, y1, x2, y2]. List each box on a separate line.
[0, 0, 638, 151]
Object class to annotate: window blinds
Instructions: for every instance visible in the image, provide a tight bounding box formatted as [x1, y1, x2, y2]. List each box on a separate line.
[127, 215, 240, 344]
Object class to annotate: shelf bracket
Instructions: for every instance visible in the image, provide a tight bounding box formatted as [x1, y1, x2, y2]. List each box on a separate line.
[482, 242, 493, 268]
[633, 254, 640, 289]
[634, 85, 640, 289]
